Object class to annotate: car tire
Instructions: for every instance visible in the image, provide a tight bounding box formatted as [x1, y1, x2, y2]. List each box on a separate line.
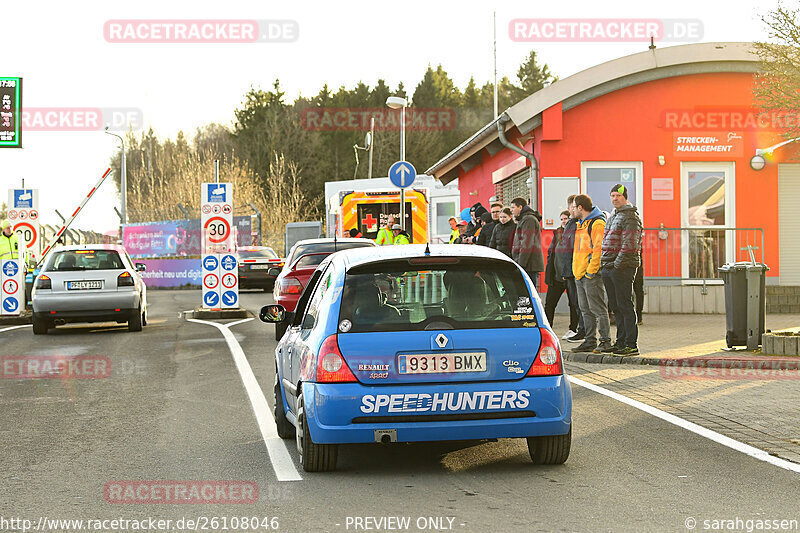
[32, 316, 49, 335]
[142, 302, 148, 326]
[128, 305, 143, 332]
[274, 373, 295, 439]
[296, 393, 337, 472]
[527, 428, 571, 465]
[275, 321, 287, 341]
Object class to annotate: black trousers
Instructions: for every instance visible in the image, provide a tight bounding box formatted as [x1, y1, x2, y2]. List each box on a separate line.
[633, 264, 644, 322]
[544, 278, 579, 331]
[601, 266, 639, 348]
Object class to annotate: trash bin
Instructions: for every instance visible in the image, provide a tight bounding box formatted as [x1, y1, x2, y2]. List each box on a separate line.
[719, 261, 768, 349]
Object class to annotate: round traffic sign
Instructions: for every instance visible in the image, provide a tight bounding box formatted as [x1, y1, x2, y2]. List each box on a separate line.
[204, 217, 231, 244]
[222, 290, 238, 306]
[388, 160, 417, 189]
[220, 254, 237, 271]
[202, 204, 212, 214]
[29, 210, 38, 220]
[222, 273, 237, 288]
[8, 210, 17, 220]
[3, 279, 18, 294]
[2, 261, 19, 277]
[202, 254, 219, 271]
[222, 204, 232, 214]
[13, 222, 38, 249]
[203, 273, 219, 289]
[203, 291, 220, 307]
[212, 205, 221, 214]
[18, 210, 27, 220]
[2, 297, 19, 314]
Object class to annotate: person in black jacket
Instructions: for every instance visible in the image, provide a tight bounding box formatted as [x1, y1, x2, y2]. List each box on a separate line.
[561, 195, 585, 342]
[600, 184, 643, 355]
[544, 210, 579, 330]
[463, 203, 488, 244]
[489, 207, 515, 257]
[475, 212, 495, 246]
[511, 197, 545, 290]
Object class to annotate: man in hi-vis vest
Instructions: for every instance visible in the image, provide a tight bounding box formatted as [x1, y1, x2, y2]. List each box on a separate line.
[375, 215, 396, 246]
[0, 220, 19, 260]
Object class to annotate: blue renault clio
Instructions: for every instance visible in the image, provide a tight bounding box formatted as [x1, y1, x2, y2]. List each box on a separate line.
[259, 244, 572, 472]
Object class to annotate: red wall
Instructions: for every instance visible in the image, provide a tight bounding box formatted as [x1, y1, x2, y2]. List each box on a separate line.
[457, 72, 785, 278]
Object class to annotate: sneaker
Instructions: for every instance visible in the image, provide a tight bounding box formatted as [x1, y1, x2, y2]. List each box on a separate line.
[618, 346, 640, 356]
[566, 332, 585, 343]
[572, 340, 597, 353]
[605, 344, 625, 354]
[562, 330, 578, 341]
[593, 341, 614, 354]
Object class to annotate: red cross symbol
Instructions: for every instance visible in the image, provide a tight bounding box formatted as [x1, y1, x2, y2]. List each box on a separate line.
[361, 213, 378, 231]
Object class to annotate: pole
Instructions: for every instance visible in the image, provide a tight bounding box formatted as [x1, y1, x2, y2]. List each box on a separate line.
[368, 117, 374, 179]
[400, 106, 406, 231]
[104, 131, 127, 224]
[493, 10, 498, 119]
[214, 159, 219, 183]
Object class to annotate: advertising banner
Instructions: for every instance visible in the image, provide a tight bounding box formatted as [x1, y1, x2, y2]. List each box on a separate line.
[123, 217, 251, 258]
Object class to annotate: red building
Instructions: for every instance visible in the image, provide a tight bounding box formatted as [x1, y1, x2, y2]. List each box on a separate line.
[426, 42, 800, 314]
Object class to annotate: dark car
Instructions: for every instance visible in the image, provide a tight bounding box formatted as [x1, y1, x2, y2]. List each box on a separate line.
[237, 246, 283, 291]
[271, 238, 376, 340]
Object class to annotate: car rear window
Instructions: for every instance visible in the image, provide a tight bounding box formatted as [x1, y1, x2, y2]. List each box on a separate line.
[237, 248, 278, 259]
[292, 242, 374, 269]
[45, 250, 125, 271]
[339, 258, 536, 332]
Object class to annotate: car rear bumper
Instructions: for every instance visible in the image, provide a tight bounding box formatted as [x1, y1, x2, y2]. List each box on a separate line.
[298, 376, 572, 444]
[33, 290, 140, 314]
[239, 270, 275, 287]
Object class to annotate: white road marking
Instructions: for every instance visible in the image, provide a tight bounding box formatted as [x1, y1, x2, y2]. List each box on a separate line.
[0, 324, 31, 333]
[569, 376, 800, 475]
[187, 318, 302, 482]
[227, 317, 254, 328]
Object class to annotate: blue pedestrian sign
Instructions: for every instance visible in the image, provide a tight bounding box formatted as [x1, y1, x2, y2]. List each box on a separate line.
[221, 254, 237, 271]
[203, 291, 220, 307]
[202, 255, 218, 271]
[222, 290, 238, 306]
[2, 297, 19, 313]
[3, 261, 18, 277]
[388, 161, 416, 189]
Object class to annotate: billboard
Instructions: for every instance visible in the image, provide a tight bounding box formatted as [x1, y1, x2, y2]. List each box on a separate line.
[0, 77, 22, 148]
[122, 217, 252, 258]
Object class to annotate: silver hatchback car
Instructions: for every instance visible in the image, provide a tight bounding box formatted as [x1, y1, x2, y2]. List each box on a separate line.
[31, 245, 148, 334]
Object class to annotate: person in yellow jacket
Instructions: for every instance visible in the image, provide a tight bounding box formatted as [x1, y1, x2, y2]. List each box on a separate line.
[391, 224, 410, 245]
[570, 195, 612, 354]
[448, 217, 459, 244]
[375, 216, 396, 246]
[0, 220, 20, 260]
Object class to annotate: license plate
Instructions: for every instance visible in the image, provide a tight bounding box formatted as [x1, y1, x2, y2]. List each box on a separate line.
[67, 281, 102, 290]
[251, 265, 270, 270]
[398, 352, 486, 374]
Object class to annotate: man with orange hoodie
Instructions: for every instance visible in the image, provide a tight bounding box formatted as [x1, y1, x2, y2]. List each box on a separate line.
[570, 194, 611, 353]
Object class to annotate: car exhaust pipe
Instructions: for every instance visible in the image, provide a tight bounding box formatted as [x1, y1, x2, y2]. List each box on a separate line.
[374, 429, 397, 444]
[54, 319, 66, 325]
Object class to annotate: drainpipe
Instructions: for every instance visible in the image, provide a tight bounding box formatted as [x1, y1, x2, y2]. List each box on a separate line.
[496, 113, 539, 205]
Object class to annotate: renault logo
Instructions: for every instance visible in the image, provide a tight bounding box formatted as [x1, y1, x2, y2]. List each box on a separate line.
[435, 333, 449, 348]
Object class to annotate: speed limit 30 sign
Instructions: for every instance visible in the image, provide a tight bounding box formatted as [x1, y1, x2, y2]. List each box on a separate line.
[201, 183, 238, 309]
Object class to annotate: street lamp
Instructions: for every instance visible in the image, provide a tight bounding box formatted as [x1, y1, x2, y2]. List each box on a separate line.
[104, 127, 127, 225]
[386, 96, 408, 231]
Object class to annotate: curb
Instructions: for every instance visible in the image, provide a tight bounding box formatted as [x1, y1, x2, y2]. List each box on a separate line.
[190, 308, 252, 320]
[0, 311, 32, 326]
[563, 350, 800, 368]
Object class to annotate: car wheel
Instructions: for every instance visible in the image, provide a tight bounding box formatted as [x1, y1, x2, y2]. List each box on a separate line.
[32, 316, 49, 335]
[296, 393, 337, 472]
[128, 305, 143, 332]
[275, 321, 288, 341]
[274, 374, 295, 439]
[527, 428, 571, 465]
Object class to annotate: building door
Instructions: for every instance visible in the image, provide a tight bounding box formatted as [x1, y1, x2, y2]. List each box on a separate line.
[681, 162, 735, 280]
[779, 164, 800, 284]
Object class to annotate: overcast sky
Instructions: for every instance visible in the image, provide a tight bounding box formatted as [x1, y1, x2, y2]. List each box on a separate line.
[1, 0, 776, 232]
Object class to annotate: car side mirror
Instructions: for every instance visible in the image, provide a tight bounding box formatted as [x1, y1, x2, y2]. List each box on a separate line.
[268, 267, 282, 276]
[259, 304, 286, 323]
[135, 263, 146, 272]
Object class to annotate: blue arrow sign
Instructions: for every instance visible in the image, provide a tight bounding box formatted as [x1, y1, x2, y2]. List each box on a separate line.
[2, 297, 19, 313]
[389, 161, 416, 189]
[221, 254, 237, 271]
[203, 291, 220, 307]
[222, 290, 238, 306]
[202, 255, 218, 271]
[3, 261, 19, 277]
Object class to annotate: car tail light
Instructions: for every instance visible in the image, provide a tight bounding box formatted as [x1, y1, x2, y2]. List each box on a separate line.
[35, 275, 51, 289]
[316, 334, 357, 383]
[280, 276, 303, 295]
[117, 271, 135, 287]
[527, 328, 563, 376]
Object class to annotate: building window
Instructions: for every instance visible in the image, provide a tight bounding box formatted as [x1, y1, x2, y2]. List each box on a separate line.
[435, 201, 456, 234]
[582, 164, 640, 215]
[494, 168, 530, 207]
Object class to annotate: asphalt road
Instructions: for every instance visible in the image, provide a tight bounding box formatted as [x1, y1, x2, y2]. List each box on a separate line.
[1, 290, 798, 533]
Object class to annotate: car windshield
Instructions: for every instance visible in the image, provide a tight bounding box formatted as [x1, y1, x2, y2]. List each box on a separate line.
[237, 248, 278, 259]
[45, 250, 125, 271]
[339, 258, 536, 332]
[292, 242, 373, 269]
